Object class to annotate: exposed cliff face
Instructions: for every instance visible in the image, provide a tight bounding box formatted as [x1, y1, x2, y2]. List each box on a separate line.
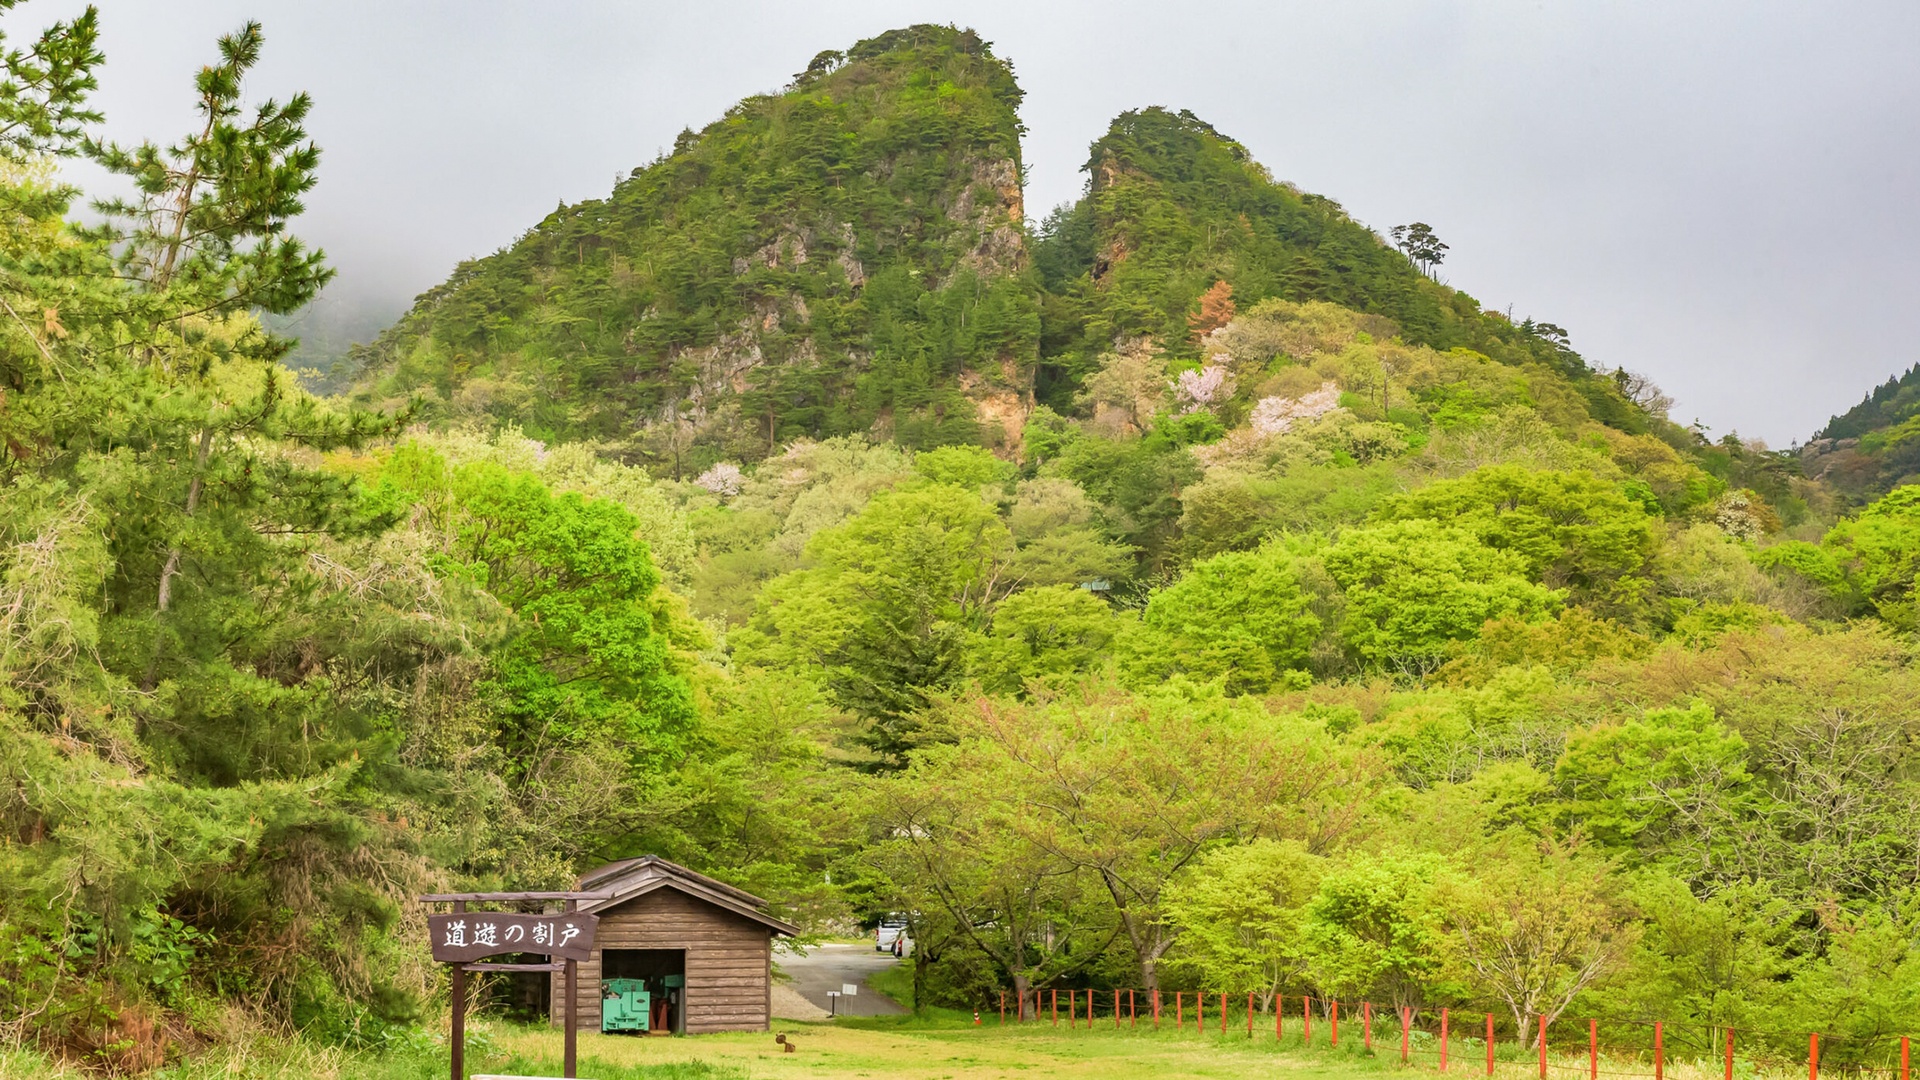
[351, 25, 1037, 475]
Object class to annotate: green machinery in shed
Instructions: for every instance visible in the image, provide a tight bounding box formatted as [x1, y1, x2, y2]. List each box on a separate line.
[601, 974, 684, 1034]
[600, 979, 649, 1033]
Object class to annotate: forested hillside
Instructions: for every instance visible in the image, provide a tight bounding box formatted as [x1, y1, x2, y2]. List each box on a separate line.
[1802, 363, 1920, 499]
[3, 10, 1919, 1078]
[350, 25, 1037, 472]
[1028, 108, 1626, 416]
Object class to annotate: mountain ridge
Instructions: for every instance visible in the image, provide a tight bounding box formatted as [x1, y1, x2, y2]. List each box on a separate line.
[350, 24, 1681, 478]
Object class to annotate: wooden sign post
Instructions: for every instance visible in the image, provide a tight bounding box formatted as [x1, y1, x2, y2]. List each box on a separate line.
[420, 891, 609, 1080]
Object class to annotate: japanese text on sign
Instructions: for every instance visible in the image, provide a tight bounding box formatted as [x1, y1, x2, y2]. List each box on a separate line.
[426, 912, 598, 963]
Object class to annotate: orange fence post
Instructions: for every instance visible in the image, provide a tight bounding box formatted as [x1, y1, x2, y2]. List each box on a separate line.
[1088, 989, 1095, 1030]
[1278, 995, 1284, 1041]
[1197, 991, 1204, 1032]
[1248, 993, 1254, 1038]
[1442, 1007, 1450, 1072]
[1538, 1014, 1547, 1080]
[1114, 989, 1120, 1028]
[1365, 1002, 1373, 1050]
[1052, 989, 1058, 1026]
[1402, 1008, 1412, 1063]
[1655, 1021, 1664, 1080]
[1221, 992, 1227, 1034]
[1130, 988, 1136, 1027]
[999, 991, 1005, 1025]
[1333, 1000, 1340, 1047]
[1177, 992, 1183, 1029]
[1899, 1036, 1909, 1080]
[1154, 989, 1160, 1028]
[1810, 1033, 1819, 1080]
[1306, 996, 1313, 1043]
[1486, 1014, 1494, 1076]
[1725, 1028, 1734, 1080]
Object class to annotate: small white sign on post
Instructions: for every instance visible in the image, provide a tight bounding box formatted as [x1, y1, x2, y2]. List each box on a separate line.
[842, 982, 858, 996]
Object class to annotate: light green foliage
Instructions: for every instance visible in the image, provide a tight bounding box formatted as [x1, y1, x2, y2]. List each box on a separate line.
[1132, 541, 1322, 693]
[1005, 477, 1135, 588]
[683, 436, 916, 625]
[382, 452, 700, 770]
[1820, 484, 1920, 626]
[1298, 852, 1454, 1012]
[892, 680, 1382, 991]
[1046, 422, 1202, 569]
[869, 731, 1122, 1011]
[1554, 704, 1759, 877]
[1176, 462, 1400, 560]
[669, 668, 852, 909]
[1754, 539, 1845, 592]
[1782, 899, 1920, 1058]
[1436, 609, 1650, 686]
[914, 444, 1014, 489]
[409, 426, 696, 584]
[1160, 840, 1325, 1003]
[1667, 599, 1790, 646]
[1441, 839, 1637, 1044]
[1356, 665, 1562, 790]
[1654, 523, 1779, 611]
[1374, 465, 1658, 600]
[1324, 520, 1560, 674]
[740, 437, 916, 559]
[736, 483, 1014, 764]
[969, 584, 1119, 693]
[1605, 877, 1797, 1037]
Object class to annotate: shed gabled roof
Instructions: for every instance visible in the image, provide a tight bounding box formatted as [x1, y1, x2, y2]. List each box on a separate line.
[577, 855, 799, 936]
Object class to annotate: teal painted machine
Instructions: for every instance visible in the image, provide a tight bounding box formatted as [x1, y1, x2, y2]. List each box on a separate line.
[600, 978, 651, 1033]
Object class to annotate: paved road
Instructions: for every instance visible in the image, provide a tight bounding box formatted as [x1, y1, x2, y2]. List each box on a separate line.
[775, 942, 909, 1016]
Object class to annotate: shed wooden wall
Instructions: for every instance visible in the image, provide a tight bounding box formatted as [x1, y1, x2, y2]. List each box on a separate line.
[549, 888, 773, 1034]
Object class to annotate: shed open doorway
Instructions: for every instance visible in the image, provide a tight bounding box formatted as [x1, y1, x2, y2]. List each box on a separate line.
[600, 948, 685, 1034]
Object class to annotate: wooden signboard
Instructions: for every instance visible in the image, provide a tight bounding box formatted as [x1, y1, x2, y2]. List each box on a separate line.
[427, 913, 597, 963]
[420, 891, 609, 1080]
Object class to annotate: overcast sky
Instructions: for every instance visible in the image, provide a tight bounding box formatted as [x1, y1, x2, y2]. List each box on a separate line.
[38, 1, 1920, 445]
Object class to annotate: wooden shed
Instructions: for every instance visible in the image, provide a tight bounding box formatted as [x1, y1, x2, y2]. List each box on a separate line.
[548, 856, 797, 1035]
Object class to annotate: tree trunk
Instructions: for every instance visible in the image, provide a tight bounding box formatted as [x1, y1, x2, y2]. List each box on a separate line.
[1013, 973, 1032, 1020]
[1102, 869, 1169, 992]
[142, 426, 213, 691]
[911, 948, 932, 1015]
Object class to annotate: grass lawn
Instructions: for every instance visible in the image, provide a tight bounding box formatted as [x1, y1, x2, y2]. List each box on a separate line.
[0, 1016, 1808, 1080]
[481, 1016, 1399, 1080]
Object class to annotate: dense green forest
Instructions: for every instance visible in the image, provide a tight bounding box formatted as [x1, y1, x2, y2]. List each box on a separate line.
[2, 9, 1917, 1078]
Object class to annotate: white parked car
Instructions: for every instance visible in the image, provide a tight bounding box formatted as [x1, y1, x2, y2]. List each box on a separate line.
[874, 917, 910, 953]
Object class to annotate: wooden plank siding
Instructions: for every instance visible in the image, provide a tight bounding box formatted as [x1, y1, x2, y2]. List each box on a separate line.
[549, 887, 773, 1034]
